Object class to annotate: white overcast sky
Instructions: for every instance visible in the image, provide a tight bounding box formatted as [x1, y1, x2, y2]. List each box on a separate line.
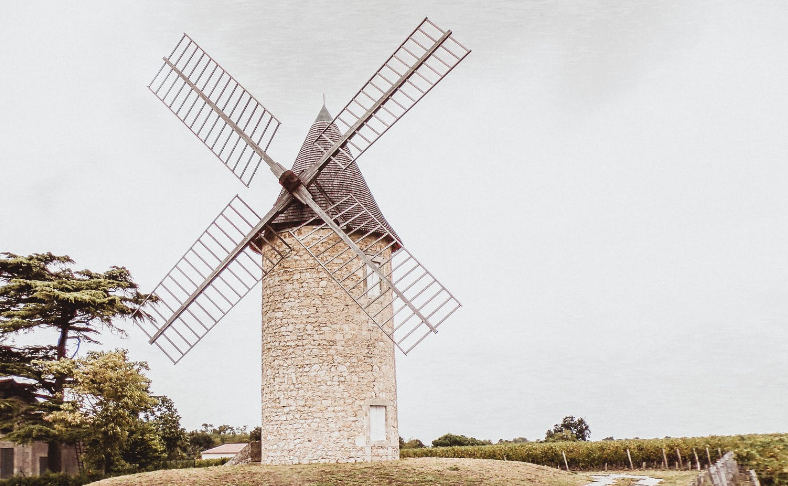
[1, 0, 787, 443]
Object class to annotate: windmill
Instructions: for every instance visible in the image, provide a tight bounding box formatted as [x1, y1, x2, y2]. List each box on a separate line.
[138, 18, 470, 464]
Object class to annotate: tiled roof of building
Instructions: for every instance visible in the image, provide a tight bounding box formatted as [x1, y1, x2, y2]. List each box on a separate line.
[201, 443, 248, 454]
[270, 106, 400, 246]
[0, 377, 36, 403]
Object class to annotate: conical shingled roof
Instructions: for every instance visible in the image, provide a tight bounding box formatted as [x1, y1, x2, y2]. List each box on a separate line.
[269, 106, 400, 246]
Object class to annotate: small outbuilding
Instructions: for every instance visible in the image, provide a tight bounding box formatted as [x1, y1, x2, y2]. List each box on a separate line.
[200, 443, 248, 460]
[0, 438, 79, 478]
[0, 378, 79, 477]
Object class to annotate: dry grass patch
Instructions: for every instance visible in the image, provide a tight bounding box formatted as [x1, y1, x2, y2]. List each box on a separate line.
[610, 477, 640, 486]
[90, 457, 593, 486]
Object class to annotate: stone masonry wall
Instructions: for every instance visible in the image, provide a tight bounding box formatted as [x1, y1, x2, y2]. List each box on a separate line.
[223, 442, 261, 466]
[261, 228, 399, 464]
[0, 441, 78, 477]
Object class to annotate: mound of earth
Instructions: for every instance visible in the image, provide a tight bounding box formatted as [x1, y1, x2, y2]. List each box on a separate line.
[89, 457, 592, 486]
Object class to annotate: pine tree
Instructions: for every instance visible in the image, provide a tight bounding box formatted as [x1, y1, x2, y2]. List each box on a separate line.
[0, 252, 154, 472]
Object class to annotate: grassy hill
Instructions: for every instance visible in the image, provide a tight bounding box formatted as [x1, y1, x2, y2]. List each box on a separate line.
[89, 457, 594, 486]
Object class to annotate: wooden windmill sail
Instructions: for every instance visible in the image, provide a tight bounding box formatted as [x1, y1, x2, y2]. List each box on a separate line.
[137, 18, 470, 464]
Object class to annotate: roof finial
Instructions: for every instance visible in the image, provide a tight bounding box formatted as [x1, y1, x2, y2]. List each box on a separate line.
[315, 96, 332, 122]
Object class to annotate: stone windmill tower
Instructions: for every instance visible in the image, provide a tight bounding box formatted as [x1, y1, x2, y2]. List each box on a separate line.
[136, 19, 469, 464]
[260, 106, 404, 463]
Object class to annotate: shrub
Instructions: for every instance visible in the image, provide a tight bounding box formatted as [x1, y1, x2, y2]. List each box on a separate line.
[0, 472, 103, 486]
[545, 430, 578, 442]
[401, 438, 426, 449]
[498, 437, 530, 444]
[432, 433, 492, 447]
[0, 451, 229, 485]
[146, 457, 229, 470]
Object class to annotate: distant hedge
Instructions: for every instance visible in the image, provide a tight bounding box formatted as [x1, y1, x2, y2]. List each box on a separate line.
[0, 456, 230, 485]
[401, 434, 788, 486]
[0, 473, 101, 486]
[144, 457, 229, 470]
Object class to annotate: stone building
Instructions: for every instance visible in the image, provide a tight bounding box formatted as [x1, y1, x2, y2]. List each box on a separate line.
[0, 379, 79, 477]
[0, 439, 79, 478]
[258, 106, 399, 464]
[200, 443, 248, 460]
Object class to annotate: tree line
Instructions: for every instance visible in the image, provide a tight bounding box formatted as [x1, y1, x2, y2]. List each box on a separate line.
[401, 416, 592, 449]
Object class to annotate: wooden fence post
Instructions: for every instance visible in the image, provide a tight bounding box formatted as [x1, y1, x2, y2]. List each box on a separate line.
[627, 449, 634, 470]
[676, 448, 683, 469]
[706, 447, 712, 467]
[662, 448, 669, 470]
[562, 451, 569, 472]
[693, 448, 701, 471]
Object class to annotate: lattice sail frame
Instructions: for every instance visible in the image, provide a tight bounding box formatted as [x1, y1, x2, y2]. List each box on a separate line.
[142, 18, 469, 362]
[136, 196, 291, 363]
[149, 34, 281, 187]
[314, 18, 471, 170]
[289, 194, 461, 354]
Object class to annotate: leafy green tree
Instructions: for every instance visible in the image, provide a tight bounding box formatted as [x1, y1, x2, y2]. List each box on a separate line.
[498, 437, 530, 444]
[0, 252, 153, 471]
[544, 430, 578, 442]
[122, 419, 166, 470]
[145, 396, 187, 459]
[181, 424, 257, 458]
[44, 350, 160, 474]
[400, 438, 426, 449]
[185, 430, 216, 459]
[195, 423, 251, 445]
[545, 416, 591, 442]
[431, 433, 492, 447]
